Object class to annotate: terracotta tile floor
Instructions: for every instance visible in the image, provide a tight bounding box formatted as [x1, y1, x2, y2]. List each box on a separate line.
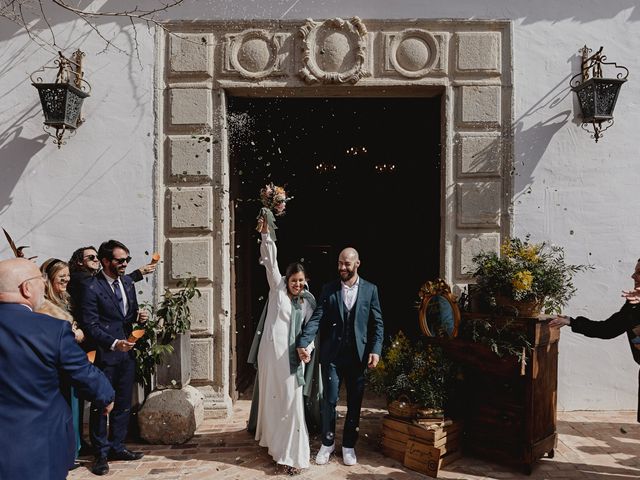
[68, 394, 640, 480]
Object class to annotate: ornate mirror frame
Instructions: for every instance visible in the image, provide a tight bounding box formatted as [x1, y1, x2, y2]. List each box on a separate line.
[418, 279, 461, 338]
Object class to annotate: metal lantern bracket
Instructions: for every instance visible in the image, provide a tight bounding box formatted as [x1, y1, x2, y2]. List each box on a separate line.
[31, 50, 91, 149]
[569, 46, 629, 143]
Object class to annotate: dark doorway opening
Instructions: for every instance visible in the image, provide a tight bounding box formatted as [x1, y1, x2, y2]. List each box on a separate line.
[229, 95, 442, 395]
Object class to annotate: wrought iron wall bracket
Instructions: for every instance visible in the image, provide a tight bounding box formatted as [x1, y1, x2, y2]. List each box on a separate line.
[31, 50, 91, 149]
[569, 46, 628, 143]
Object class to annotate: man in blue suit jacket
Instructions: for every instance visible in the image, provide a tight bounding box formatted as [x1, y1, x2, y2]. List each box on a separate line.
[0, 258, 114, 480]
[297, 247, 384, 466]
[78, 240, 147, 475]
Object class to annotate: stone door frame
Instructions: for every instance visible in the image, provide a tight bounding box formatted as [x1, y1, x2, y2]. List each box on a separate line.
[156, 18, 513, 415]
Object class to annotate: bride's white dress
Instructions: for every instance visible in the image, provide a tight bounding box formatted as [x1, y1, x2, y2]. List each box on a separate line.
[255, 232, 313, 469]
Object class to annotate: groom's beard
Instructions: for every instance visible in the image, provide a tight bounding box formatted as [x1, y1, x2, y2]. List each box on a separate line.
[340, 269, 355, 281]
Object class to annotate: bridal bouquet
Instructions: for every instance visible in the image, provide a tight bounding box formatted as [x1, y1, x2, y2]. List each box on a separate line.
[256, 183, 291, 241]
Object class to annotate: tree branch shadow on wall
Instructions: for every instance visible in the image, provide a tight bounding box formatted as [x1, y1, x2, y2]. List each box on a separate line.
[511, 58, 581, 201]
[0, 4, 156, 129]
[0, 121, 48, 215]
[0, 147, 133, 257]
[513, 110, 571, 187]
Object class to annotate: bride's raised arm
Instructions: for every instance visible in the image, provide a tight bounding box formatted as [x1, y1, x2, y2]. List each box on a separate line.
[257, 215, 282, 290]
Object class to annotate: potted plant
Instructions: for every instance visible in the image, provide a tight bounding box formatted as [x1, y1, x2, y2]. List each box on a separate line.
[369, 332, 455, 419]
[133, 277, 201, 389]
[470, 237, 591, 315]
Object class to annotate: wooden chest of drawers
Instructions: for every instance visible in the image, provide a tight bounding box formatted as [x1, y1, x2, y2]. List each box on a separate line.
[446, 314, 559, 474]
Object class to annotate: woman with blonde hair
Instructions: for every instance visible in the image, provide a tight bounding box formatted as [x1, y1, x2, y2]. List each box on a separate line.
[38, 258, 84, 340]
[37, 258, 84, 470]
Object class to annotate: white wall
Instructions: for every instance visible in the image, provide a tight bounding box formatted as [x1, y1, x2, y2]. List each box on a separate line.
[1, 0, 639, 411]
[0, 6, 158, 302]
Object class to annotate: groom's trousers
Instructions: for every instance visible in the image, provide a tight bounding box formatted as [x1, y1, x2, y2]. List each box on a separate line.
[321, 348, 366, 448]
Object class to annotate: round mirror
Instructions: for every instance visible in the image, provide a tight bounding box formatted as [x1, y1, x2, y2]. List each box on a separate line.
[418, 279, 460, 338]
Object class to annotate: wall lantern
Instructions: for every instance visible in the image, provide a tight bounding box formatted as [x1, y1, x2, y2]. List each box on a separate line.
[569, 46, 629, 143]
[31, 50, 91, 149]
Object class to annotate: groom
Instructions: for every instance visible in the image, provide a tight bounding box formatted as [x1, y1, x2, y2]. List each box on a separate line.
[297, 247, 384, 466]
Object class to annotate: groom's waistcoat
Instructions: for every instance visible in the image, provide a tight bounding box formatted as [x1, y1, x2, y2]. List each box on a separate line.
[337, 302, 357, 360]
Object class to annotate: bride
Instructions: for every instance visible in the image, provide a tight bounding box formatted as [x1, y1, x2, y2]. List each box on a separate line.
[247, 215, 320, 472]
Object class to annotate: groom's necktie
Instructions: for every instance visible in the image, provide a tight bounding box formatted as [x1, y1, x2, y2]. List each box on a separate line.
[112, 278, 125, 315]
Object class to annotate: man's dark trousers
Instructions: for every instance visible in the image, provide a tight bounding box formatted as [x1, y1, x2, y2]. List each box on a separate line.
[89, 354, 136, 457]
[321, 351, 366, 448]
[321, 306, 366, 448]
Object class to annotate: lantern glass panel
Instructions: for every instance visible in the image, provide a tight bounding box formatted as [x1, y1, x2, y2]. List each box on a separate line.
[33, 83, 89, 129]
[574, 77, 626, 123]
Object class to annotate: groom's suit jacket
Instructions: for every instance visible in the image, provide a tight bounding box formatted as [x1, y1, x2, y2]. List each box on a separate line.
[298, 277, 384, 364]
[78, 273, 139, 367]
[0, 303, 114, 480]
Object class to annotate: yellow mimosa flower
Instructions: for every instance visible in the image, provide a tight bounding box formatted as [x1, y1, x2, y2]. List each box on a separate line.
[519, 244, 540, 262]
[512, 270, 533, 292]
[500, 242, 513, 257]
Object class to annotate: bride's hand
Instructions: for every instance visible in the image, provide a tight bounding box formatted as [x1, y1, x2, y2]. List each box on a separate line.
[256, 215, 268, 234]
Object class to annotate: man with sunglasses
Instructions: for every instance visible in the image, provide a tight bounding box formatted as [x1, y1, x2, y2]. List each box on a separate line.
[0, 258, 114, 480]
[67, 245, 157, 458]
[78, 240, 148, 476]
[67, 246, 156, 301]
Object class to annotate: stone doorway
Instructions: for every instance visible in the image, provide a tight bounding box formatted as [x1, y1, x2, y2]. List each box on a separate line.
[228, 95, 443, 395]
[159, 18, 512, 415]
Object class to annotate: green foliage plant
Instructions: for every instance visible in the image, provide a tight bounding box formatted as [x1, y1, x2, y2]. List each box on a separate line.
[134, 277, 201, 386]
[471, 236, 592, 314]
[369, 332, 455, 409]
[460, 317, 532, 366]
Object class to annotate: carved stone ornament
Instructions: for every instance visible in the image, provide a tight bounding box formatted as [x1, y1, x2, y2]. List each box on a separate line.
[387, 29, 439, 78]
[298, 17, 369, 84]
[224, 29, 287, 79]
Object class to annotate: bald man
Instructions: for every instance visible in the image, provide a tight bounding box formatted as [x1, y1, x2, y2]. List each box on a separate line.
[297, 247, 384, 466]
[0, 258, 114, 480]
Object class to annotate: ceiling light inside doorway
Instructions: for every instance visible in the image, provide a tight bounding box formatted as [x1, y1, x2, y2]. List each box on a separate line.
[346, 146, 368, 156]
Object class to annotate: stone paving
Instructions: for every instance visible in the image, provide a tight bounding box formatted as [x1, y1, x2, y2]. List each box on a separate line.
[68, 393, 640, 480]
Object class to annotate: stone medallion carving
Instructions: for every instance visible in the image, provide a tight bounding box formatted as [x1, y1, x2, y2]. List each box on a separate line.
[386, 29, 439, 78]
[299, 17, 369, 84]
[224, 29, 287, 79]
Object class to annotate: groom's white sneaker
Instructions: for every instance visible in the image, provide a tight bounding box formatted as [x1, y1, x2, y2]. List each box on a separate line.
[342, 447, 357, 466]
[315, 443, 335, 465]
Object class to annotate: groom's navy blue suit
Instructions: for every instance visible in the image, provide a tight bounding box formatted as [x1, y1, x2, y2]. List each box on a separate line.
[298, 277, 384, 448]
[0, 303, 114, 480]
[79, 272, 139, 457]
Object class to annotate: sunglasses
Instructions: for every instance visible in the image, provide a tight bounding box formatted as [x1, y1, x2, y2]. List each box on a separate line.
[112, 256, 132, 265]
[83, 254, 98, 261]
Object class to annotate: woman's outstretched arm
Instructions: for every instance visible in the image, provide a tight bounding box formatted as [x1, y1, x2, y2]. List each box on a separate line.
[257, 216, 281, 290]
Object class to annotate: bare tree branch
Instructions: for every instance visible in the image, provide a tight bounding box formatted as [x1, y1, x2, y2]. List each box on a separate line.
[37, 0, 55, 47]
[0, 0, 185, 56]
[49, 0, 184, 22]
[129, 16, 141, 66]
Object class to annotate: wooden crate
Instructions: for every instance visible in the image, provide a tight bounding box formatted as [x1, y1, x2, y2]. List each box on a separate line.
[382, 415, 461, 446]
[404, 439, 462, 477]
[380, 415, 461, 476]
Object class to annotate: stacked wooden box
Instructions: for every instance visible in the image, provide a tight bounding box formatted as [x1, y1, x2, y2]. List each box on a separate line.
[381, 415, 461, 477]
